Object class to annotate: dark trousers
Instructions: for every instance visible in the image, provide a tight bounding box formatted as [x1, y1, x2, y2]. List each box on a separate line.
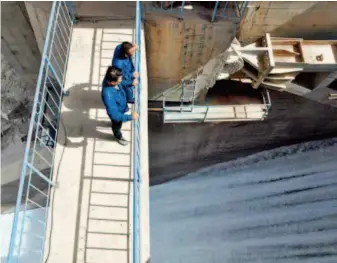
[111, 120, 123, 139]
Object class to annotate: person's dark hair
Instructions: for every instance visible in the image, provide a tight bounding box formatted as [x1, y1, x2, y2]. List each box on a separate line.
[104, 66, 122, 82]
[120, 41, 134, 57]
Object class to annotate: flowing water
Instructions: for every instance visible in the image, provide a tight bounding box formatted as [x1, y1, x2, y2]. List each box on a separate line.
[151, 138, 337, 263]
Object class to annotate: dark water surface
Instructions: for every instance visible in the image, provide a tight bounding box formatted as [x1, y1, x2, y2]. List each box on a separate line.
[151, 138, 337, 263]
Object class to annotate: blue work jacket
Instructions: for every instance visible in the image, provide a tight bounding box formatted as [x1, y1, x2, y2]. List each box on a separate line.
[112, 44, 135, 88]
[101, 79, 132, 123]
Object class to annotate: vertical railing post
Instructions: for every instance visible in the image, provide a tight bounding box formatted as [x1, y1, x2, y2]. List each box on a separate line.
[179, 1, 185, 20]
[240, 1, 249, 19]
[203, 104, 210, 122]
[66, 1, 76, 22]
[63, 2, 75, 83]
[191, 79, 197, 110]
[266, 88, 272, 112]
[180, 80, 185, 112]
[133, 3, 142, 263]
[211, 1, 220, 22]
[212, 1, 248, 21]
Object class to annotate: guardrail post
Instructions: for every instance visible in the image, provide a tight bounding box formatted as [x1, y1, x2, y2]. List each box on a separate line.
[203, 104, 210, 122]
[133, 3, 142, 263]
[179, 1, 185, 20]
[240, 1, 249, 19]
[211, 1, 220, 22]
[66, 1, 76, 23]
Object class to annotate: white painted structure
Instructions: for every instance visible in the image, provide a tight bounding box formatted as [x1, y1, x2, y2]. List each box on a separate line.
[164, 104, 268, 123]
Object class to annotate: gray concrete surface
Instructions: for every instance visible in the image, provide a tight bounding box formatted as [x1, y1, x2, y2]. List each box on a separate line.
[24, 2, 51, 54]
[239, 2, 337, 44]
[1, 1, 40, 153]
[1, 2, 40, 82]
[144, 15, 236, 99]
[1, 2, 41, 205]
[24, 1, 136, 54]
[43, 20, 149, 263]
[1, 54, 33, 150]
[73, 1, 136, 19]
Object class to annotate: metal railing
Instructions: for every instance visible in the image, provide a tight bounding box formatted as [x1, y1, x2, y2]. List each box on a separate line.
[163, 88, 271, 123]
[133, 2, 142, 263]
[180, 79, 197, 112]
[146, 1, 185, 19]
[145, 1, 248, 22]
[212, 1, 249, 22]
[7, 2, 75, 262]
[163, 104, 270, 123]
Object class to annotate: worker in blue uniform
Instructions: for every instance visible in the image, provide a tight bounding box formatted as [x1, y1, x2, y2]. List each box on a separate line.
[112, 41, 139, 103]
[102, 66, 138, 146]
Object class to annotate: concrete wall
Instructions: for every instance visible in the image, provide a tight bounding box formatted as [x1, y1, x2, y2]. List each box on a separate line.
[72, 1, 135, 19]
[1, 54, 33, 149]
[24, 1, 51, 54]
[24, 1, 137, 54]
[144, 1, 337, 100]
[1, 2, 41, 84]
[149, 88, 337, 185]
[1, 2, 42, 210]
[144, 14, 236, 99]
[239, 1, 337, 44]
[1, 2, 40, 151]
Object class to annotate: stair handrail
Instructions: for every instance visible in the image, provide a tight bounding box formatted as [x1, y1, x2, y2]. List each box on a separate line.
[7, 2, 75, 262]
[212, 1, 249, 22]
[133, 2, 142, 263]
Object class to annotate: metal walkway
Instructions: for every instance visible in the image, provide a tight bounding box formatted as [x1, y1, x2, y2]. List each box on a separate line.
[7, 2, 149, 263]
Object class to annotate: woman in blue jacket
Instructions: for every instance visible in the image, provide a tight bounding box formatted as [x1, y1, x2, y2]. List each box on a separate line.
[112, 42, 139, 103]
[102, 66, 138, 145]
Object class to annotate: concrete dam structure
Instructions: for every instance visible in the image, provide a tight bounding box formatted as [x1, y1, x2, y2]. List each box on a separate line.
[1, 1, 337, 262]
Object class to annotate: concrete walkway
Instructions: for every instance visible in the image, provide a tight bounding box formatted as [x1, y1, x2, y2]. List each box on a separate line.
[44, 20, 149, 263]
